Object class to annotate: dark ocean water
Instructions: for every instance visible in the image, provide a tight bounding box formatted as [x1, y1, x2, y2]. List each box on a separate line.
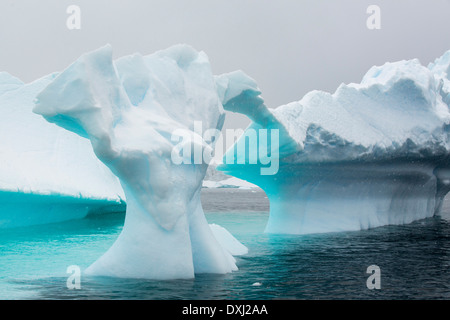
[1, 188, 449, 300]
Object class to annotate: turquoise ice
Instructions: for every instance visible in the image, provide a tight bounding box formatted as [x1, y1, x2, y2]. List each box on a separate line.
[219, 50, 450, 234]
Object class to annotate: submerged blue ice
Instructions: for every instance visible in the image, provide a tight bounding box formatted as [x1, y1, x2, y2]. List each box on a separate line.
[0, 72, 125, 228]
[218, 50, 450, 234]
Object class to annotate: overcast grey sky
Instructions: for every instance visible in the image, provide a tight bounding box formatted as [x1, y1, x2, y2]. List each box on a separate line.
[1, 0, 450, 131]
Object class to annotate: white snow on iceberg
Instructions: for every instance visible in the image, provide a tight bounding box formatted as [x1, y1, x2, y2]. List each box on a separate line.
[0, 71, 125, 228]
[202, 177, 257, 189]
[218, 50, 450, 234]
[209, 223, 248, 256]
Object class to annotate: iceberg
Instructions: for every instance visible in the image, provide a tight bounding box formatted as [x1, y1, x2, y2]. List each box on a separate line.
[34, 44, 248, 279]
[218, 51, 450, 234]
[203, 161, 258, 189]
[209, 223, 248, 256]
[0, 72, 125, 229]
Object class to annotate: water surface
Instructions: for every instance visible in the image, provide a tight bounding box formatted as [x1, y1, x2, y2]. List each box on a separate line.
[1, 189, 449, 299]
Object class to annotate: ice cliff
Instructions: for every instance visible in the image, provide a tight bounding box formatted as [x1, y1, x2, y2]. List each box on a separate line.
[218, 51, 450, 234]
[0, 72, 125, 228]
[34, 45, 247, 279]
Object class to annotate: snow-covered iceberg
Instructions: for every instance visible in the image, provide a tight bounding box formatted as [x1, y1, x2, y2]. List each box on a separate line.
[34, 44, 248, 279]
[0, 72, 125, 228]
[218, 51, 450, 234]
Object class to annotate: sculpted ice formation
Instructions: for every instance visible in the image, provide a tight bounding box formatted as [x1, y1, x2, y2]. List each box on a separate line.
[16, 41, 450, 276]
[34, 44, 248, 279]
[0, 71, 124, 228]
[218, 50, 450, 234]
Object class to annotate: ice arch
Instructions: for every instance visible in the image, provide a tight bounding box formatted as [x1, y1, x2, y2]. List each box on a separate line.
[34, 45, 249, 279]
[218, 51, 450, 234]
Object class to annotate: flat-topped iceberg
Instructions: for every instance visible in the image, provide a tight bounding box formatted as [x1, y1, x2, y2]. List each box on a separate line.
[0, 71, 125, 228]
[218, 50, 450, 234]
[34, 44, 248, 279]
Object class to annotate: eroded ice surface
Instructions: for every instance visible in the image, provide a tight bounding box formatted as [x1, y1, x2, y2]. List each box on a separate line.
[0, 72, 125, 228]
[218, 50, 450, 234]
[34, 45, 248, 279]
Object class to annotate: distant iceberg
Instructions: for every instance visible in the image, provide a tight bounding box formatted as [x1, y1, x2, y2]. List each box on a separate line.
[203, 161, 258, 189]
[218, 50, 450, 234]
[202, 177, 257, 189]
[0, 72, 125, 228]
